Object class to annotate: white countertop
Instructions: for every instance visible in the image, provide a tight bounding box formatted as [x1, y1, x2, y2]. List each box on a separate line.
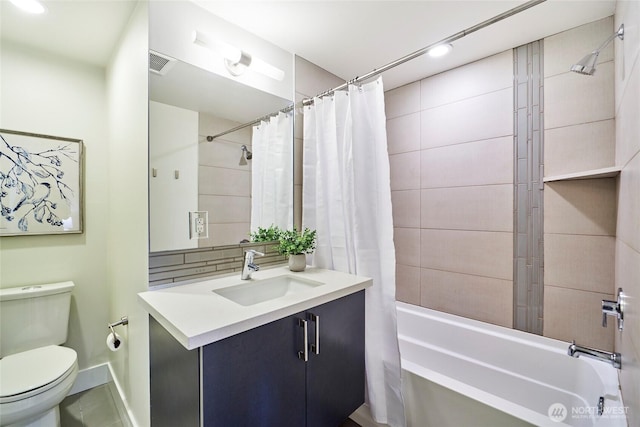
[138, 266, 372, 350]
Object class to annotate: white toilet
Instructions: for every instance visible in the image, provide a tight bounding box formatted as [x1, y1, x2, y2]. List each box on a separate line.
[0, 282, 79, 427]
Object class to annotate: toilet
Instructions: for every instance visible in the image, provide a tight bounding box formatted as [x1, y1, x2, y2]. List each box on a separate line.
[0, 282, 78, 427]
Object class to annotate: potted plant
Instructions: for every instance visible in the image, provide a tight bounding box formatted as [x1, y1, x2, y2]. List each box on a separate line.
[250, 225, 282, 242]
[277, 228, 317, 272]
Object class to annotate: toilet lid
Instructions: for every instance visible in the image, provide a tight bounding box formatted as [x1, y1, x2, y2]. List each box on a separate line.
[0, 345, 77, 398]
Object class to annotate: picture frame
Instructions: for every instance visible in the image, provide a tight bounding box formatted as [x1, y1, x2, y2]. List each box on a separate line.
[0, 129, 83, 236]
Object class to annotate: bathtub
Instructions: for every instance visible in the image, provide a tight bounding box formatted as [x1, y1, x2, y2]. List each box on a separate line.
[396, 302, 627, 427]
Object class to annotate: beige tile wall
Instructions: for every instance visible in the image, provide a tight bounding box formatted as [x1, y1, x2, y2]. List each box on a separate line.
[387, 17, 625, 352]
[198, 114, 252, 246]
[614, 1, 640, 425]
[542, 17, 617, 351]
[387, 50, 514, 328]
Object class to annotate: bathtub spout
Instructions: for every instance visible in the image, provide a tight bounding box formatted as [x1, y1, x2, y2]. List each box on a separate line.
[568, 341, 621, 369]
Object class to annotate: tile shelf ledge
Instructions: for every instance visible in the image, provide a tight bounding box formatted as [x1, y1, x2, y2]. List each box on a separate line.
[543, 166, 622, 183]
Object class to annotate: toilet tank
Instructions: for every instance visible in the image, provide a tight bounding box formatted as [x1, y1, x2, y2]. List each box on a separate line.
[0, 281, 74, 357]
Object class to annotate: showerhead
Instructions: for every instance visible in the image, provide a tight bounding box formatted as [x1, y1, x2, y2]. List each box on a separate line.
[241, 145, 252, 160]
[570, 51, 600, 76]
[570, 24, 624, 76]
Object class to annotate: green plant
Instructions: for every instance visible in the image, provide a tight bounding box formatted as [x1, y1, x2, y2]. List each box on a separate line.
[277, 228, 317, 257]
[250, 225, 282, 242]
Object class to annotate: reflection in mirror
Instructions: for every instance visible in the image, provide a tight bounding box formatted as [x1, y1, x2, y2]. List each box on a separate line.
[149, 56, 293, 252]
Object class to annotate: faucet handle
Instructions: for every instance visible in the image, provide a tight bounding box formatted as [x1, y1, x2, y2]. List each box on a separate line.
[617, 292, 625, 331]
[245, 249, 265, 257]
[601, 288, 625, 331]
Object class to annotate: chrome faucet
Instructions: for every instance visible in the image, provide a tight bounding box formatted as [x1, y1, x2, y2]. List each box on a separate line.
[568, 341, 621, 369]
[241, 249, 264, 280]
[602, 288, 625, 331]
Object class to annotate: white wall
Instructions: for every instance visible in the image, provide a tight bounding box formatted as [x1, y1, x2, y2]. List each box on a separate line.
[614, 1, 640, 425]
[105, 2, 150, 426]
[149, 101, 198, 252]
[0, 40, 110, 371]
[2, 4, 150, 425]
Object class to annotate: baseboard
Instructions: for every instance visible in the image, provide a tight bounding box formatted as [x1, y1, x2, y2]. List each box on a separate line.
[68, 363, 110, 396]
[107, 363, 136, 427]
[65, 362, 135, 427]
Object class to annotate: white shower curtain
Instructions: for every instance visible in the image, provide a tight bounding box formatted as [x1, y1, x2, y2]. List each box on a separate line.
[302, 77, 405, 426]
[250, 111, 293, 232]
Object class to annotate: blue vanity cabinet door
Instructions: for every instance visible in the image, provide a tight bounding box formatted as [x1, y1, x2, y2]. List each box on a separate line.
[306, 290, 366, 427]
[149, 316, 200, 427]
[201, 313, 307, 427]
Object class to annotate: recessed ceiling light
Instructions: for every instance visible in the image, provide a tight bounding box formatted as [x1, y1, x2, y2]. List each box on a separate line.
[9, 0, 46, 14]
[427, 44, 453, 58]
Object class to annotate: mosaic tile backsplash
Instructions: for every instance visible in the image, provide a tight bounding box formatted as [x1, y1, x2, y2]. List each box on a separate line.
[149, 242, 286, 287]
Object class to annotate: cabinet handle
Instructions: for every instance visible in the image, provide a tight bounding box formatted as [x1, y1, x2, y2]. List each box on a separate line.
[309, 313, 320, 355]
[298, 318, 308, 362]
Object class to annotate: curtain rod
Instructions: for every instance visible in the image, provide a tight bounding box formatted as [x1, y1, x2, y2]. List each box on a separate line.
[205, 103, 295, 142]
[206, 0, 546, 141]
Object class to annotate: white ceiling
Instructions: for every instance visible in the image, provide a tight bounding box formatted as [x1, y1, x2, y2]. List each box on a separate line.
[1, 0, 615, 87]
[195, 0, 616, 89]
[0, 0, 136, 67]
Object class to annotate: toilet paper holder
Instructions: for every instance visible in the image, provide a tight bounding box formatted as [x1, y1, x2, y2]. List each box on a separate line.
[107, 316, 128, 334]
[107, 316, 128, 351]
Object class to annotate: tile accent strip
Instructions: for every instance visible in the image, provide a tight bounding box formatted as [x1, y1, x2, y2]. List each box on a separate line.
[513, 40, 545, 334]
[149, 242, 286, 287]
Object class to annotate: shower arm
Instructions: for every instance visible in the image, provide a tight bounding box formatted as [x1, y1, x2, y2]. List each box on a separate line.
[592, 24, 624, 55]
[205, 0, 547, 141]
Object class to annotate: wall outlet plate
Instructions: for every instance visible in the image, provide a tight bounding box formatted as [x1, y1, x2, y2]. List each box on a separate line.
[189, 211, 209, 239]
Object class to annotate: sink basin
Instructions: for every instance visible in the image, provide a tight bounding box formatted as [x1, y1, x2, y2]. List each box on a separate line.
[212, 275, 324, 306]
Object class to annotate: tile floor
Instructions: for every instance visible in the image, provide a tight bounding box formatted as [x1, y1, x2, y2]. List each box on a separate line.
[60, 384, 361, 427]
[60, 384, 123, 427]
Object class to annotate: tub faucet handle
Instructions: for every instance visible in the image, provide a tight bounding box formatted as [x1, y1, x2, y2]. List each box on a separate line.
[601, 288, 624, 331]
[601, 310, 609, 328]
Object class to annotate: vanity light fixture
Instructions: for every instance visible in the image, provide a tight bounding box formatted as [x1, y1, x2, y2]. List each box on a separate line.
[427, 43, 453, 58]
[9, 0, 46, 14]
[192, 30, 285, 81]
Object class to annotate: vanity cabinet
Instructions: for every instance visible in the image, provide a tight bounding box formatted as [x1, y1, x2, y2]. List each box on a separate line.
[201, 312, 306, 426]
[305, 291, 365, 427]
[150, 290, 365, 427]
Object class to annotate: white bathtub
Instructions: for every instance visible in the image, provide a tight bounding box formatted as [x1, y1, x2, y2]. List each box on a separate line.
[396, 302, 627, 427]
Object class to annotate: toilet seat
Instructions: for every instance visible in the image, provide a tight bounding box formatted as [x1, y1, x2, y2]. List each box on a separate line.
[0, 345, 77, 403]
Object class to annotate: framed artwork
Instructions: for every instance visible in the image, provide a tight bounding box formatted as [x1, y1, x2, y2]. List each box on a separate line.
[0, 129, 83, 236]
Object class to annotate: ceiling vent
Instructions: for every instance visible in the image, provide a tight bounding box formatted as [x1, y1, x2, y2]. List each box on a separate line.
[149, 51, 176, 76]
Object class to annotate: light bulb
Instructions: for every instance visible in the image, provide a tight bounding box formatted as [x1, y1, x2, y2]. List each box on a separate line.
[193, 29, 284, 81]
[9, 0, 46, 14]
[427, 44, 453, 58]
[251, 57, 285, 81]
[192, 30, 242, 63]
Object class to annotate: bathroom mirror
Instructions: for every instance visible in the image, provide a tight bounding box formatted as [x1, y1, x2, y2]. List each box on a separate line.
[148, 55, 294, 252]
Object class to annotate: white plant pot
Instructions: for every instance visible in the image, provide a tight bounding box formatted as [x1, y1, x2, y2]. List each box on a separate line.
[288, 254, 307, 272]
